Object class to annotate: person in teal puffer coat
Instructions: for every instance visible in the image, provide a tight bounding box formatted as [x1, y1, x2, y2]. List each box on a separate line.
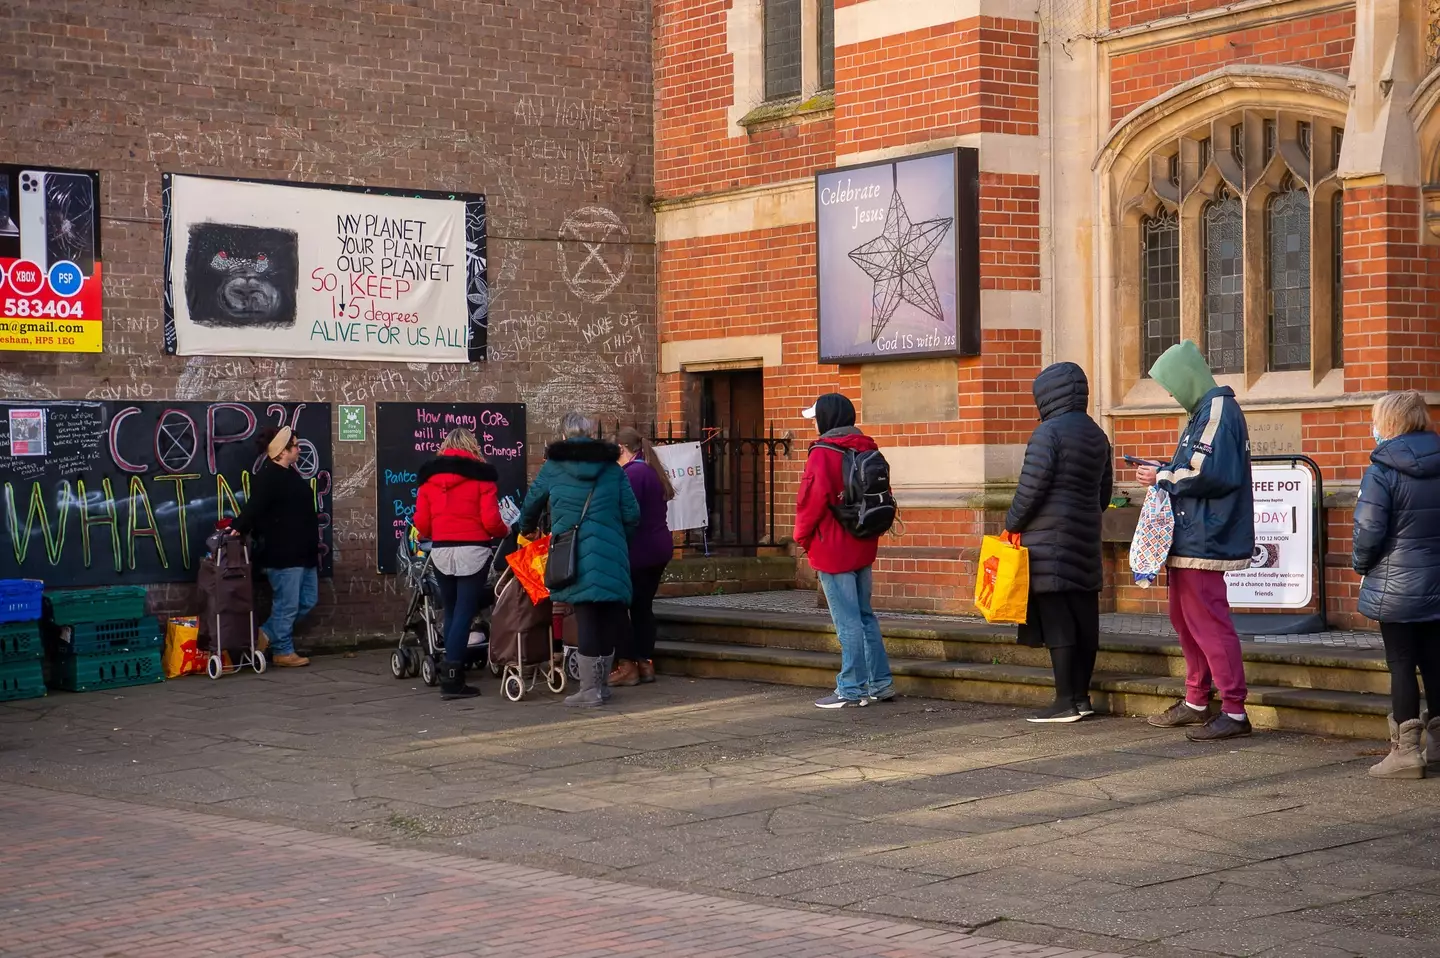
[519, 412, 639, 707]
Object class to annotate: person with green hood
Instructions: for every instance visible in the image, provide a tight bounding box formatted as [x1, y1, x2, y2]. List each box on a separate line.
[1136, 340, 1255, 741]
[520, 412, 640, 707]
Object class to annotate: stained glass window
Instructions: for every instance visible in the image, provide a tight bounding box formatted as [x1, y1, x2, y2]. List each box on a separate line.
[1141, 209, 1180, 374]
[1203, 188, 1245, 374]
[764, 0, 803, 99]
[1267, 178, 1312, 371]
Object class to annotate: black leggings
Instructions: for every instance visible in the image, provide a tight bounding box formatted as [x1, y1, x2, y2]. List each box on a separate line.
[620, 563, 667, 661]
[573, 601, 628, 658]
[1380, 622, 1440, 723]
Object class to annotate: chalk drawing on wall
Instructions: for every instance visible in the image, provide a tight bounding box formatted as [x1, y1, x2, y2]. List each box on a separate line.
[557, 207, 631, 303]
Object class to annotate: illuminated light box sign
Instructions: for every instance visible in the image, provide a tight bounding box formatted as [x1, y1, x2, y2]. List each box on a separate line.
[815, 148, 980, 364]
[162, 173, 487, 363]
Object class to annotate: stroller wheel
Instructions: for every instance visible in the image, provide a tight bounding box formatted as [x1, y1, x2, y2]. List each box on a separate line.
[546, 667, 566, 694]
[390, 650, 407, 680]
[503, 673, 524, 702]
[253, 651, 267, 674]
[565, 648, 581, 682]
[206, 654, 223, 680]
[489, 656, 501, 676]
[406, 649, 422, 679]
[421, 656, 440, 687]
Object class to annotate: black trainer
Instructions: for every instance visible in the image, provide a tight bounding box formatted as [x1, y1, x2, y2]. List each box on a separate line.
[1074, 697, 1096, 717]
[1027, 702, 1083, 724]
[1186, 713, 1253, 741]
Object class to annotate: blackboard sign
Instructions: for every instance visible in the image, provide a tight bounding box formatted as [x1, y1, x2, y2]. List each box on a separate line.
[0, 401, 333, 587]
[375, 402, 526, 573]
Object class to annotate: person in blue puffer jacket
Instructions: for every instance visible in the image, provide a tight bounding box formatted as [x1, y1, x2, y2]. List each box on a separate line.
[1353, 391, 1440, 780]
[1134, 340, 1255, 742]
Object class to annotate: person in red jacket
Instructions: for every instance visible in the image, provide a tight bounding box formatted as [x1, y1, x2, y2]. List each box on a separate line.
[795, 393, 893, 708]
[413, 428, 511, 699]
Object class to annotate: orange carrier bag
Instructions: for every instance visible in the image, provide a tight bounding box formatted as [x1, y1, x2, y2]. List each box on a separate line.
[973, 532, 1029, 624]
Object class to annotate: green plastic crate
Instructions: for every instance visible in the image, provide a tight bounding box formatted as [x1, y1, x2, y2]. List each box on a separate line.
[53, 616, 163, 655]
[0, 661, 46, 701]
[0, 621, 42, 662]
[51, 648, 163, 693]
[45, 587, 147, 626]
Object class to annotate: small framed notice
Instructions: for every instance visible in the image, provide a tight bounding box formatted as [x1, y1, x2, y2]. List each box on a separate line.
[8, 408, 46, 456]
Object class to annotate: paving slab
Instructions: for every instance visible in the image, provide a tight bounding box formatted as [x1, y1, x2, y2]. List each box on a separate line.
[0, 651, 1434, 957]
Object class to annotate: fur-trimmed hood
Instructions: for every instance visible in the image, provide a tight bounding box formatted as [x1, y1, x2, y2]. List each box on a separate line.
[419, 451, 499, 489]
[544, 438, 622, 482]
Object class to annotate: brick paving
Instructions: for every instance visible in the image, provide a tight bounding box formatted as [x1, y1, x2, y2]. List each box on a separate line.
[0, 782, 1129, 958]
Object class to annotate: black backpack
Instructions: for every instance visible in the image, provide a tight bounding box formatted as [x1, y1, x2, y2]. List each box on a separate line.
[815, 442, 896, 539]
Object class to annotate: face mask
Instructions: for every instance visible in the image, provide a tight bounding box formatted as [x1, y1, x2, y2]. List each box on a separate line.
[1373, 427, 1385, 446]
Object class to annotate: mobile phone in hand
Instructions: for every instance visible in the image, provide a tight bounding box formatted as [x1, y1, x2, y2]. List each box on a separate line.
[1123, 455, 1162, 467]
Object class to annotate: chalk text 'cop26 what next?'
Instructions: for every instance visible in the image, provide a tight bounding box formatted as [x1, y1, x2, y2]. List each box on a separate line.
[0, 165, 103, 353]
[162, 173, 488, 363]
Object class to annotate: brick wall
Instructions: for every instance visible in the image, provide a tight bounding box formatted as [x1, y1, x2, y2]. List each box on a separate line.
[1109, 0, 1245, 31]
[0, 1, 656, 643]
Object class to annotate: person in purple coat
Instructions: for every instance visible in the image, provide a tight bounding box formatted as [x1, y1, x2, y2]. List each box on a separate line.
[609, 427, 676, 686]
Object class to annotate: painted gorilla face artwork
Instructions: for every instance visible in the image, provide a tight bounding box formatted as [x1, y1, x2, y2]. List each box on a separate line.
[184, 223, 299, 329]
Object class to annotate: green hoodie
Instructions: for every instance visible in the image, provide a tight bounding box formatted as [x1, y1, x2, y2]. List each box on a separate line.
[1148, 340, 1218, 414]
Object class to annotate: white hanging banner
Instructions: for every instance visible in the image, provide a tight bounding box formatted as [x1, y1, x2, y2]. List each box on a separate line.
[656, 441, 707, 531]
[1225, 462, 1314, 609]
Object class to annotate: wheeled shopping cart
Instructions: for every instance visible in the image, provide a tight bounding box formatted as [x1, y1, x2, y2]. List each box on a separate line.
[197, 529, 265, 678]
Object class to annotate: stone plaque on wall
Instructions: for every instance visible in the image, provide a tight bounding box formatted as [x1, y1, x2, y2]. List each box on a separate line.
[1247, 411, 1305, 456]
[861, 358, 958, 424]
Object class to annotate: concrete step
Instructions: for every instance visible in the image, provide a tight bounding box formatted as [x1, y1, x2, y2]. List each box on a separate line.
[655, 605, 1390, 696]
[653, 640, 1389, 740]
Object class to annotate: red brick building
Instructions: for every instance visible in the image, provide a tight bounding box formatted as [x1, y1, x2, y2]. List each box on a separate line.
[653, 0, 1435, 628]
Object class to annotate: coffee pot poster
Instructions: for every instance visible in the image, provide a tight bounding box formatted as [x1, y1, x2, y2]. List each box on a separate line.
[815, 148, 980, 363]
[162, 173, 487, 363]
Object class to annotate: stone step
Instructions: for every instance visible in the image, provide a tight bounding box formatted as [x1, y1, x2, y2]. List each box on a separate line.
[655, 605, 1390, 696]
[653, 640, 1389, 740]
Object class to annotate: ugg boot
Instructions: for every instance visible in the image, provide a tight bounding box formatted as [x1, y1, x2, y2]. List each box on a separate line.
[600, 653, 614, 702]
[564, 654, 605, 708]
[440, 661, 480, 701]
[1369, 714, 1426, 779]
[1424, 711, 1440, 767]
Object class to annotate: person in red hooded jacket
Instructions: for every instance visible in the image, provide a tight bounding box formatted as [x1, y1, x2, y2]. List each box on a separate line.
[795, 393, 893, 708]
[414, 428, 511, 699]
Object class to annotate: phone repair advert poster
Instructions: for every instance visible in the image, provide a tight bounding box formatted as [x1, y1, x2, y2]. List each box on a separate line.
[0, 165, 103, 353]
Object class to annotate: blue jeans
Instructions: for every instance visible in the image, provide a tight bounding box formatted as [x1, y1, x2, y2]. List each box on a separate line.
[434, 571, 484, 664]
[262, 567, 318, 656]
[818, 566, 893, 701]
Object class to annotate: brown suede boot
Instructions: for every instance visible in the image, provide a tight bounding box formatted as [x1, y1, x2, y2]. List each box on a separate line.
[638, 659, 656, 684]
[608, 659, 640, 687]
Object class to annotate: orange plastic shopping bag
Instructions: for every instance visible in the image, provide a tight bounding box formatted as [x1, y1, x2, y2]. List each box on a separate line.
[973, 531, 1029, 624]
[163, 616, 203, 678]
[507, 534, 552, 604]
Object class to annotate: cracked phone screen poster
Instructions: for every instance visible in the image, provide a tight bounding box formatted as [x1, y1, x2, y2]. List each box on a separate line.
[0, 165, 104, 353]
[163, 173, 487, 363]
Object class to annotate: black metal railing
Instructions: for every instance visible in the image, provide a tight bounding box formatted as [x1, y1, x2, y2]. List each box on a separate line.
[597, 421, 792, 555]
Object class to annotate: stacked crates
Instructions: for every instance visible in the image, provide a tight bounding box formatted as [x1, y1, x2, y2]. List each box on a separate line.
[45, 587, 164, 692]
[0, 580, 45, 701]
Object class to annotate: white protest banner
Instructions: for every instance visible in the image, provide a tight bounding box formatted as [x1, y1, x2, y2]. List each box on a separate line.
[163, 174, 487, 363]
[1225, 462, 1314, 608]
[656, 441, 707, 531]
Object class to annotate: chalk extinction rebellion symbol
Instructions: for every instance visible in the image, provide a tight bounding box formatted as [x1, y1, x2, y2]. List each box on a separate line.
[847, 188, 953, 343]
[558, 207, 631, 303]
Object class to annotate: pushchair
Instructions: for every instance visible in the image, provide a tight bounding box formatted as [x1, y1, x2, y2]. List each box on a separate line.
[197, 527, 265, 678]
[390, 526, 493, 687]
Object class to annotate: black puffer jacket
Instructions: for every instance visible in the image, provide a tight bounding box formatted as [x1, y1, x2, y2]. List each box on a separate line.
[1353, 430, 1440, 623]
[1004, 363, 1114, 593]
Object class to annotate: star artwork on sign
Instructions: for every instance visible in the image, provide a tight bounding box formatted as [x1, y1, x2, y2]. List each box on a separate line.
[847, 188, 954, 343]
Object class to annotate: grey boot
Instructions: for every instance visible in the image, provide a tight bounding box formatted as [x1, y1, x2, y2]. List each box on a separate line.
[1369, 714, 1426, 780]
[600, 653, 613, 703]
[564, 654, 605, 708]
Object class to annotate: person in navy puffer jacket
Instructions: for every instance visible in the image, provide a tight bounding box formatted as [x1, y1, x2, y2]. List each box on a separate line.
[1353, 391, 1440, 780]
[609, 426, 675, 688]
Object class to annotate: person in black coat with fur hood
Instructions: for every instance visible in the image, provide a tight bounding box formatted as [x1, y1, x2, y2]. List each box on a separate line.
[1004, 362, 1114, 724]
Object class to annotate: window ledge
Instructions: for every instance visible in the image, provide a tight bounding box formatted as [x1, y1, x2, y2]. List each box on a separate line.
[738, 91, 835, 133]
[1113, 367, 1351, 414]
